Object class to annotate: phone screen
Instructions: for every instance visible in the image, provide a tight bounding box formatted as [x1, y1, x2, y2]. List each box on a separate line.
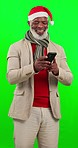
[47, 52, 57, 62]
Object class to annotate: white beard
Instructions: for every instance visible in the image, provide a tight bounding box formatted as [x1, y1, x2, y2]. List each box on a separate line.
[30, 27, 48, 40]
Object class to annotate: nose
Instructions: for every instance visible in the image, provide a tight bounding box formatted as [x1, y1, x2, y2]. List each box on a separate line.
[38, 22, 44, 28]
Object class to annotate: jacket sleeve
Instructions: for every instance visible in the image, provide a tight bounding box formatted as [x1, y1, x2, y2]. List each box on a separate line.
[54, 46, 73, 85]
[7, 44, 34, 84]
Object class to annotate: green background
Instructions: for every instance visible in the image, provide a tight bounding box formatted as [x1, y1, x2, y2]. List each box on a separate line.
[0, 0, 78, 148]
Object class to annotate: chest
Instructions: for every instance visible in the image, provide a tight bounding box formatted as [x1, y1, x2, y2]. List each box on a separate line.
[18, 41, 61, 68]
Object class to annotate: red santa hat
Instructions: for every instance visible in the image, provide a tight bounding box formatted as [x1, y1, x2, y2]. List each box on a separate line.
[28, 6, 54, 25]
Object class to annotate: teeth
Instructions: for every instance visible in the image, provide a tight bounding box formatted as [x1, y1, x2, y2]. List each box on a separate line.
[37, 30, 44, 32]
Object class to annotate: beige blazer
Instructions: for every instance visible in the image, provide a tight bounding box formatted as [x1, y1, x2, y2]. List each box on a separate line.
[7, 39, 73, 120]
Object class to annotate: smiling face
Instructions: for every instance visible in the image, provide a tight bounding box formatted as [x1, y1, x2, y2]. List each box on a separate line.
[29, 17, 48, 39]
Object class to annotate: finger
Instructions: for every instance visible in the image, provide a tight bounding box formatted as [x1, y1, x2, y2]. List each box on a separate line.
[53, 58, 56, 63]
[37, 56, 48, 61]
[48, 64, 58, 71]
[38, 60, 51, 65]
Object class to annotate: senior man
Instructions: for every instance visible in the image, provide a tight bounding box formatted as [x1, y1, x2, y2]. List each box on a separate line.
[7, 6, 73, 148]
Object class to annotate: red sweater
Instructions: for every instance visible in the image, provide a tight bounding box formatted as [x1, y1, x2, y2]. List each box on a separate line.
[32, 44, 50, 108]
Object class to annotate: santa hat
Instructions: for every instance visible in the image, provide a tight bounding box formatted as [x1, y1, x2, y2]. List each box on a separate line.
[28, 6, 54, 25]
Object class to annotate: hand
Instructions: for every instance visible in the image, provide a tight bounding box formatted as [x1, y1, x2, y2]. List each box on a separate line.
[48, 58, 59, 76]
[34, 56, 51, 72]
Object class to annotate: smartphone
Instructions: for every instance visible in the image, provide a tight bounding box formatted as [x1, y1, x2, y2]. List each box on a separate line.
[46, 52, 57, 62]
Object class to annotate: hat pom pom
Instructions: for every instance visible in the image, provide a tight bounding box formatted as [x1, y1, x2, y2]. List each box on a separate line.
[50, 21, 54, 25]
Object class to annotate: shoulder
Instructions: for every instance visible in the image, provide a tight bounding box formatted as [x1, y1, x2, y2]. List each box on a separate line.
[8, 39, 30, 52]
[49, 40, 66, 57]
[7, 39, 32, 59]
[49, 40, 64, 50]
[49, 40, 66, 54]
[10, 39, 29, 48]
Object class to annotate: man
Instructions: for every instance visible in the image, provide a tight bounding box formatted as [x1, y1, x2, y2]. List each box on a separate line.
[7, 6, 73, 148]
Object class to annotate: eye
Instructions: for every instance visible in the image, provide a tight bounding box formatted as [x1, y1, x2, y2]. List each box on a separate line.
[42, 21, 48, 24]
[33, 21, 39, 25]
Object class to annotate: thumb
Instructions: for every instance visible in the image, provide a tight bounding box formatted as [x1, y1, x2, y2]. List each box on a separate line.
[53, 58, 56, 63]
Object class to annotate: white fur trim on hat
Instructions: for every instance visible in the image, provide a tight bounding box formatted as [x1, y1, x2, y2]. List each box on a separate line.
[50, 21, 54, 25]
[28, 12, 48, 21]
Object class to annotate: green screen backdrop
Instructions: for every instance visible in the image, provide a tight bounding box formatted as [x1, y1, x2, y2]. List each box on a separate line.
[0, 0, 78, 148]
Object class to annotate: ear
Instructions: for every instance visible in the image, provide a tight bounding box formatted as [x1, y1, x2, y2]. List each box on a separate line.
[28, 21, 30, 26]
